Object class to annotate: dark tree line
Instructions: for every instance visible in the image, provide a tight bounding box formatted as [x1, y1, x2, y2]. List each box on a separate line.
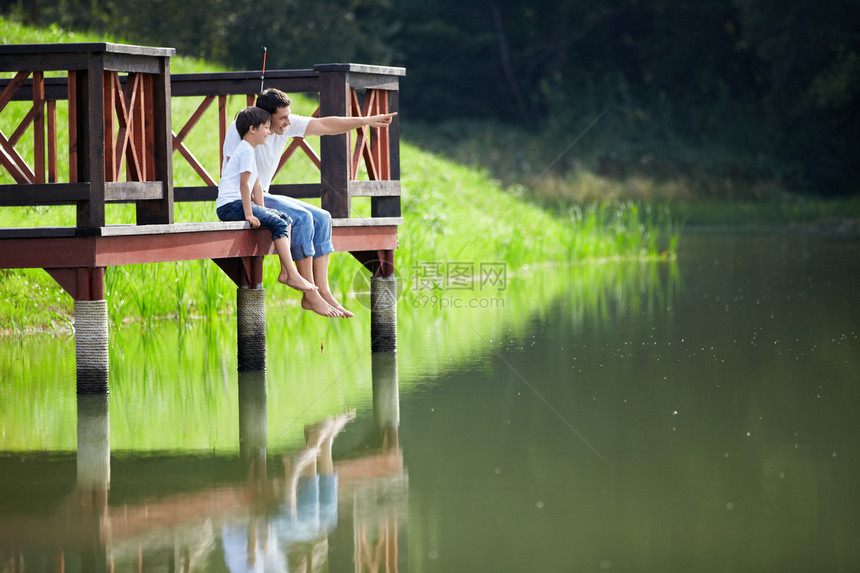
[5, 0, 859, 195]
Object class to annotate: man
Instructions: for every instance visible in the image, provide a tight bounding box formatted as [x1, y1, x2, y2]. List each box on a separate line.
[223, 88, 396, 317]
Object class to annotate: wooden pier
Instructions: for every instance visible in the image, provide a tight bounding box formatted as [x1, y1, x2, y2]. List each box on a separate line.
[0, 43, 404, 391]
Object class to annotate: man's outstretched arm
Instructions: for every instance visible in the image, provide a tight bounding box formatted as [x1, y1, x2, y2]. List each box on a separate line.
[304, 112, 397, 136]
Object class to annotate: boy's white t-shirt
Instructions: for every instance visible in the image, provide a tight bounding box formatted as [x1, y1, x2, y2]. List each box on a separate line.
[222, 114, 312, 193]
[216, 140, 258, 209]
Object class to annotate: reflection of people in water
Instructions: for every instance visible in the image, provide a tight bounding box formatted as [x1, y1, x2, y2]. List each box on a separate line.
[221, 411, 355, 572]
[222, 513, 285, 573]
[278, 411, 354, 571]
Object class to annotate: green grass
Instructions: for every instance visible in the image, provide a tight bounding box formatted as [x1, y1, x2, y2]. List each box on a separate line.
[0, 17, 680, 334]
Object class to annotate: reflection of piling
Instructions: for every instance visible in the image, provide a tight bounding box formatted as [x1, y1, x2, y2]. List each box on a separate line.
[370, 276, 397, 353]
[237, 288, 266, 371]
[348, 353, 405, 572]
[372, 352, 399, 438]
[76, 395, 112, 572]
[77, 395, 111, 488]
[328, 353, 405, 571]
[75, 300, 109, 394]
[238, 371, 268, 461]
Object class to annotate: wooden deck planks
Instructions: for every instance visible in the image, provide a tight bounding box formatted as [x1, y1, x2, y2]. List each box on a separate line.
[0, 219, 400, 269]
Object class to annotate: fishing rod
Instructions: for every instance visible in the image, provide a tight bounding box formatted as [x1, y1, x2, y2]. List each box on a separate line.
[260, 46, 267, 93]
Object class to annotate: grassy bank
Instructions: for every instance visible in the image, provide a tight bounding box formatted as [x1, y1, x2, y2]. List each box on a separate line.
[1, 18, 680, 334]
[1, 145, 680, 334]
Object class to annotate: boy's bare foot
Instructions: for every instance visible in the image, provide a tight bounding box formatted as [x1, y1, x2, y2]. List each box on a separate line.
[320, 291, 354, 318]
[278, 270, 318, 292]
[301, 291, 342, 318]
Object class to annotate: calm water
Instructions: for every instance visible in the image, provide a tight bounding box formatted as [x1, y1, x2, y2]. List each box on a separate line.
[1, 231, 859, 572]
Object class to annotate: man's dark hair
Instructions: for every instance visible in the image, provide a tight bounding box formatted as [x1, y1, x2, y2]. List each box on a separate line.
[236, 106, 271, 138]
[255, 88, 292, 114]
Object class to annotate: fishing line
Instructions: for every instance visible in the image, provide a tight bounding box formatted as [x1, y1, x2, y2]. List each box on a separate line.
[272, 341, 372, 443]
[538, 107, 607, 178]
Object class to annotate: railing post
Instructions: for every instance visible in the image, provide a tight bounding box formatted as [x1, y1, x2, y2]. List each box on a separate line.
[69, 70, 80, 183]
[136, 55, 174, 225]
[32, 71, 45, 184]
[372, 88, 401, 218]
[316, 65, 351, 218]
[77, 53, 106, 234]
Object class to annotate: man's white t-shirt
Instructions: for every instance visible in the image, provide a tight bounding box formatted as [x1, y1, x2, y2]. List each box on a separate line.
[216, 140, 258, 209]
[222, 114, 312, 193]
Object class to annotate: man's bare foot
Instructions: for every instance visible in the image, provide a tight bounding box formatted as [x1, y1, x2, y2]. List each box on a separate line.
[301, 291, 342, 318]
[278, 270, 318, 292]
[320, 291, 354, 318]
[305, 410, 357, 445]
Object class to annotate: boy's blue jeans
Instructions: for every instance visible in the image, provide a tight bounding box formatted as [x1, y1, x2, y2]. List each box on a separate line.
[217, 200, 292, 241]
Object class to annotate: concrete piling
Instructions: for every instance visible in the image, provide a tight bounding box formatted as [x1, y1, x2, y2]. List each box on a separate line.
[75, 300, 109, 394]
[237, 287, 266, 371]
[370, 275, 397, 353]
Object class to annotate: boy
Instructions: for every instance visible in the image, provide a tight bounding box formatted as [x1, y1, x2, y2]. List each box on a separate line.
[216, 106, 320, 296]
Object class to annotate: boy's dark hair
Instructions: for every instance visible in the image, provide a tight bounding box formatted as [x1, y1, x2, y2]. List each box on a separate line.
[255, 88, 292, 114]
[235, 106, 271, 138]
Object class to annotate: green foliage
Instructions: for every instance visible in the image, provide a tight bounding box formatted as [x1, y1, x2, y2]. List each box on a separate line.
[2, 0, 393, 70]
[392, 0, 860, 195]
[5, 1, 859, 194]
[733, 0, 860, 194]
[0, 269, 73, 334]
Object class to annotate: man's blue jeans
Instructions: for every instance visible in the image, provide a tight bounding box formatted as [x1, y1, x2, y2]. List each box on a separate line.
[263, 194, 334, 260]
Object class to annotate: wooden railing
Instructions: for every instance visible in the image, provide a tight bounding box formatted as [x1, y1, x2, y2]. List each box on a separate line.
[0, 43, 404, 234]
[0, 43, 174, 233]
[168, 64, 404, 219]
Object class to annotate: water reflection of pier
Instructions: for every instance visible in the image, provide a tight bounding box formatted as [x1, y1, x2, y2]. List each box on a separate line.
[0, 354, 405, 572]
